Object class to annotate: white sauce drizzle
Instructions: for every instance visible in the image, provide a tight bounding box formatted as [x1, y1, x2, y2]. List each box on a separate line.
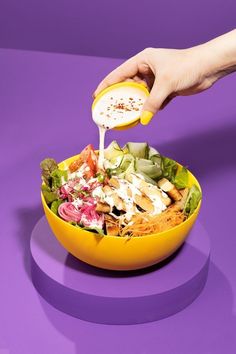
[126, 173, 167, 216]
[92, 86, 146, 169]
[98, 126, 106, 169]
[91, 86, 171, 225]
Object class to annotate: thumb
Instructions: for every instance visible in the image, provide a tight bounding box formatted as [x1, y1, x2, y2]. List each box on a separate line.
[140, 80, 170, 125]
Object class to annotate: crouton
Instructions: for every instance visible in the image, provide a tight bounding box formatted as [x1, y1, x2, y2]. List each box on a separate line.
[176, 188, 189, 210]
[96, 202, 111, 213]
[105, 214, 120, 236]
[157, 178, 182, 201]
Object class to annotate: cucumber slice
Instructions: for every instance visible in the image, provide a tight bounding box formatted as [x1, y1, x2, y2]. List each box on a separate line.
[123, 160, 136, 177]
[107, 167, 124, 177]
[135, 158, 162, 179]
[136, 165, 162, 179]
[125, 142, 149, 159]
[104, 142, 164, 182]
[135, 172, 157, 185]
[150, 154, 162, 167]
[104, 155, 124, 170]
[120, 154, 134, 170]
[104, 141, 123, 160]
[148, 146, 160, 158]
[135, 158, 153, 168]
[110, 155, 124, 168]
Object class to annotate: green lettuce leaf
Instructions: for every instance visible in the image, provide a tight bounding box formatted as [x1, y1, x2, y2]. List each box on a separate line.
[161, 156, 178, 182]
[184, 185, 202, 216]
[51, 169, 68, 190]
[40, 158, 58, 186]
[174, 166, 189, 189]
[68, 221, 79, 227]
[41, 184, 58, 204]
[50, 199, 64, 215]
[67, 222, 104, 235]
[81, 226, 104, 235]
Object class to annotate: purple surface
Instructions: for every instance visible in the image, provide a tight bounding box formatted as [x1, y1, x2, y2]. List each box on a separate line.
[0, 48, 236, 352]
[32, 218, 209, 296]
[0, 0, 235, 58]
[30, 217, 209, 323]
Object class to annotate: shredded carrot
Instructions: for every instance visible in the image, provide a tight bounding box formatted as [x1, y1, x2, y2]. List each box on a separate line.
[120, 205, 185, 237]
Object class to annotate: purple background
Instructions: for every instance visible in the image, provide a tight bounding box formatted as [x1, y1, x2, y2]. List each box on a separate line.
[0, 0, 235, 58]
[0, 2, 236, 353]
[0, 48, 236, 354]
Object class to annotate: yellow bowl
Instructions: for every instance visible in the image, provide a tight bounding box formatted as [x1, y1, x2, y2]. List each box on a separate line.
[41, 154, 202, 271]
[92, 82, 150, 130]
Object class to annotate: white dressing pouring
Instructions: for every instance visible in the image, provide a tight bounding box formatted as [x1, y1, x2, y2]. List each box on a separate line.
[92, 84, 148, 169]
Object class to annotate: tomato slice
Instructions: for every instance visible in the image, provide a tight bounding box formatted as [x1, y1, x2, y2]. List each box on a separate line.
[69, 145, 98, 177]
[80, 144, 98, 178]
[69, 156, 83, 172]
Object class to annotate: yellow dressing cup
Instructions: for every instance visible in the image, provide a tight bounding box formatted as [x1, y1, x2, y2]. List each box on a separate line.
[92, 82, 149, 130]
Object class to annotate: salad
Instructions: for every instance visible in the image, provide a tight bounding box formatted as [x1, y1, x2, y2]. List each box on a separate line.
[40, 142, 201, 237]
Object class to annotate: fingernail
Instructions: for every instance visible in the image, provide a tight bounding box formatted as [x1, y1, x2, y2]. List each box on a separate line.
[140, 111, 153, 125]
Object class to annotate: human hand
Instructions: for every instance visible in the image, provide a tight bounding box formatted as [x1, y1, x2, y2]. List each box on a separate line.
[93, 30, 236, 125]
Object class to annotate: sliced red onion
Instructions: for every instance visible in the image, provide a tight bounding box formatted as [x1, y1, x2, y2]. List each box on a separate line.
[80, 204, 104, 229]
[83, 196, 96, 205]
[59, 184, 73, 199]
[58, 202, 81, 223]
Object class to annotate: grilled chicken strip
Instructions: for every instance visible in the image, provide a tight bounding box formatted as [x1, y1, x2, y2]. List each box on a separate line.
[108, 177, 154, 213]
[103, 185, 125, 210]
[126, 173, 171, 207]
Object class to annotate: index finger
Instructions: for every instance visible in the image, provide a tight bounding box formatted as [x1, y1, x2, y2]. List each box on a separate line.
[93, 55, 139, 97]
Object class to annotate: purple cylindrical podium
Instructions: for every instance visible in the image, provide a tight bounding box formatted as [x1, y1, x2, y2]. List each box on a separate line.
[30, 217, 210, 324]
